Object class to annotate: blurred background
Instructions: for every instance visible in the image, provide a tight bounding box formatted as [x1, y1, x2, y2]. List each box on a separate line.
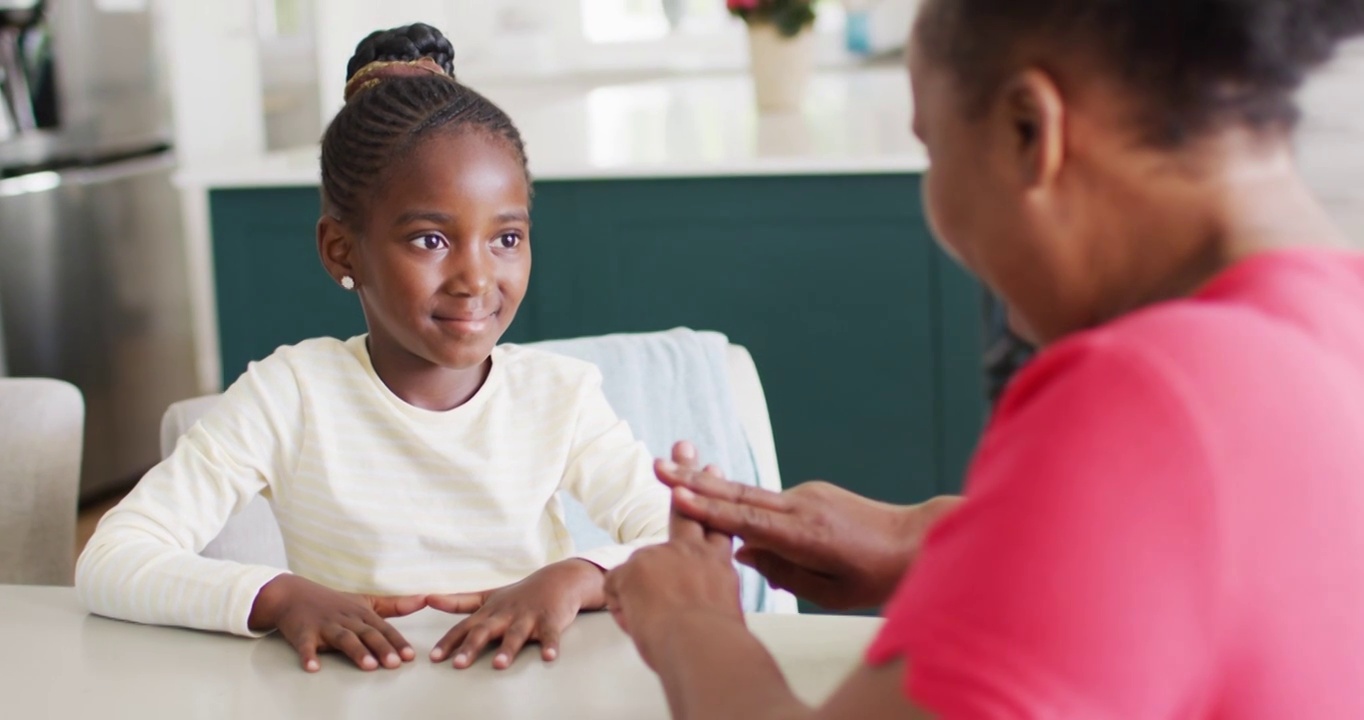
[2, 0, 1362, 521]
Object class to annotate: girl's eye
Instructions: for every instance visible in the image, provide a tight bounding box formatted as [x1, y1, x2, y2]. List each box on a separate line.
[411, 234, 448, 251]
[496, 233, 522, 249]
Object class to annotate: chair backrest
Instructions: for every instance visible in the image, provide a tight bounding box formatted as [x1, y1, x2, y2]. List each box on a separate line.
[0, 378, 84, 585]
[159, 342, 796, 612]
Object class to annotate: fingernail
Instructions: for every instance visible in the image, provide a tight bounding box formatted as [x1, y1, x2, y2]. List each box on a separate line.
[401, 647, 415, 661]
[430, 648, 444, 661]
[386, 653, 400, 667]
[495, 653, 508, 667]
[544, 648, 558, 661]
[306, 659, 319, 672]
[362, 655, 377, 669]
[454, 653, 467, 667]
[675, 486, 695, 501]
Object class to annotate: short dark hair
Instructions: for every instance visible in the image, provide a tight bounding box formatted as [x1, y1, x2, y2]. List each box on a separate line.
[320, 23, 531, 228]
[917, 0, 1364, 145]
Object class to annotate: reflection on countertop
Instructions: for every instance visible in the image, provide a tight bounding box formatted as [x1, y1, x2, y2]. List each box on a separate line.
[177, 67, 928, 188]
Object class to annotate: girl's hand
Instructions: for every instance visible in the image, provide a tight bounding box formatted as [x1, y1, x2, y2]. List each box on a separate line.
[248, 574, 427, 673]
[658, 440, 965, 610]
[426, 558, 606, 670]
[603, 507, 742, 671]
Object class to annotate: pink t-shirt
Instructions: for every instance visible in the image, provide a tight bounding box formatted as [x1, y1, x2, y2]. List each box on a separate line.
[869, 249, 1364, 719]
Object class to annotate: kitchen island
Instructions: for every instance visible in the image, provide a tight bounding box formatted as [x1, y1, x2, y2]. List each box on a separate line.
[178, 67, 983, 509]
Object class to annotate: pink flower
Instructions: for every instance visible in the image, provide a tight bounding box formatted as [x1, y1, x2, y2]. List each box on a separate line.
[727, 0, 760, 10]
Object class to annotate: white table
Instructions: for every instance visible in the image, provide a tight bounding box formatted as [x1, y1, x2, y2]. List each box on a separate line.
[1, 585, 882, 719]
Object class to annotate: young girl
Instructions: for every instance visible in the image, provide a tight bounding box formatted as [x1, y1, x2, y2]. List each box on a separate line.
[76, 23, 669, 674]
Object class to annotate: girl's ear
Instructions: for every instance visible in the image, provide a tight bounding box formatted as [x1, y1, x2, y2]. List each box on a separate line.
[317, 215, 360, 289]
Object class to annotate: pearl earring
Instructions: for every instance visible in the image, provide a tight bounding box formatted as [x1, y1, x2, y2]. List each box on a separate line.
[340, 276, 355, 290]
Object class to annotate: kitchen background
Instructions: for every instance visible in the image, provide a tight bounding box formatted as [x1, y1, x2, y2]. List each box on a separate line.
[3, 0, 1363, 512]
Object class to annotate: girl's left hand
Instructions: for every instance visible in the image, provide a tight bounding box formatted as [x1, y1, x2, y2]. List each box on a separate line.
[427, 558, 607, 670]
[603, 506, 744, 670]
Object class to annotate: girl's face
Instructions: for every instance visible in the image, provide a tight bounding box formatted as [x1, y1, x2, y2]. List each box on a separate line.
[324, 130, 532, 371]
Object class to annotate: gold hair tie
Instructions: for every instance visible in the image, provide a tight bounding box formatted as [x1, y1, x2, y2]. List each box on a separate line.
[343, 57, 449, 102]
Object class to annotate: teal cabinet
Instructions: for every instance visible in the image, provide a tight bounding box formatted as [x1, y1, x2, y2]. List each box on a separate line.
[208, 174, 983, 508]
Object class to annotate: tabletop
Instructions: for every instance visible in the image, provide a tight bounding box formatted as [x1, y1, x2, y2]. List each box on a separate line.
[0, 585, 883, 720]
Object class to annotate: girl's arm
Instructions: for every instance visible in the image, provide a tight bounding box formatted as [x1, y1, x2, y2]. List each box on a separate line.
[75, 355, 301, 637]
[558, 368, 671, 570]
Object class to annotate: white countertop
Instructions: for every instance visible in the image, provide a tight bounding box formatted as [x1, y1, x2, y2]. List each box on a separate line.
[4, 585, 882, 719]
[177, 67, 927, 188]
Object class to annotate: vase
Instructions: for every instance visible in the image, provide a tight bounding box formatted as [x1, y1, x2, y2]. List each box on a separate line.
[661, 0, 686, 31]
[746, 22, 816, 114]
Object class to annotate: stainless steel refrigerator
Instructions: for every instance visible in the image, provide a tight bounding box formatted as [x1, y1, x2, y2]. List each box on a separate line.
[1, 0, 200, 501]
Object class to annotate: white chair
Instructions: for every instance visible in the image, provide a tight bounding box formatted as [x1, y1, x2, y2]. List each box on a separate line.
[0, 378, 84, 585]
[160, 342, 796, 613]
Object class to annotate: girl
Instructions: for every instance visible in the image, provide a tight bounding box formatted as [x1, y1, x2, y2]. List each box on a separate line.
[77, 23, 669, 674]
[607, 0, 1364, 718]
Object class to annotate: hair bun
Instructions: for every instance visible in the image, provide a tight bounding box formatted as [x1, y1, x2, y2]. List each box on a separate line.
[346, 23, 455, 82]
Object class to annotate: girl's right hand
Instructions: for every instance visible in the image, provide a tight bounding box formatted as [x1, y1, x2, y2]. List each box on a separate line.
[248, 574, 428, 672]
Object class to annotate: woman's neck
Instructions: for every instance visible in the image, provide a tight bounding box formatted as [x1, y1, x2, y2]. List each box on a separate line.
[364, 333, 490, 412]
[1079, 139, 1346, 337]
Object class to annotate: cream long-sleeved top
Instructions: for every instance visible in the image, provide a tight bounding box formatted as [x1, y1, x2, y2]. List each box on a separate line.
[75, 336, 670, 637]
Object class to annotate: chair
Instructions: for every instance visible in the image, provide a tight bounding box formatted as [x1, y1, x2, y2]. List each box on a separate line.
[160, 339, 796, 613]
[0, 378, 83, 585]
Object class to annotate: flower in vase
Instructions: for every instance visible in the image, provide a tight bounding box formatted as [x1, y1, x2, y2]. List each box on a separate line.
[727, 0, 817, 38]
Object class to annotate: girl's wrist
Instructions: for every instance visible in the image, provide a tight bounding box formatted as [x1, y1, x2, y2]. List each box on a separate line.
[560, 558, 608, 609]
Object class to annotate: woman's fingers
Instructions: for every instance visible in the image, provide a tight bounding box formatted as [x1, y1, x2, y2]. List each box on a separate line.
[738, 548, 846, 608]
[671, 441, 699, 469]
[493, 616, 538, 670]
[671, 486, 803, 550]
[657, 463, 789, 512]
[322, 623, 378, 670]
[669, 503, 707, 542]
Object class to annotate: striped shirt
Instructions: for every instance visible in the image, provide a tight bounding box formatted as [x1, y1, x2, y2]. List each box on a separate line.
[76, 336, 670, 637]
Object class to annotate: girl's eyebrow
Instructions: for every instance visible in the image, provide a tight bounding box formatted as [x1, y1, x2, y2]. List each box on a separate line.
[394, 210, 453, 226]
[393, 210, 530, 226]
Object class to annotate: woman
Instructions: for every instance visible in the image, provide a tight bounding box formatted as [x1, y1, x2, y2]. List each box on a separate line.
[603, 0, 1364, 717]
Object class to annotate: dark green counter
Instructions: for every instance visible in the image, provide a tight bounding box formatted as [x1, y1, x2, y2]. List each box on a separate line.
[209, 174, 983, 506]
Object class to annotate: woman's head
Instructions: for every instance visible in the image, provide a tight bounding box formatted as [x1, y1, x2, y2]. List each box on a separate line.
[909, 0, 1364, 342]
[317, 23, 532, 372]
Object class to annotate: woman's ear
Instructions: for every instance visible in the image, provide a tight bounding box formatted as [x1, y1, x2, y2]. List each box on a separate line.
[995, 68, 1067, 192]
[317, 215, 359, 290]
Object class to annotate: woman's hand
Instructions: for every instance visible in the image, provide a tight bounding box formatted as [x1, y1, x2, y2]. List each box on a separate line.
[426, 558, 606, 670]
[248, 574, 427, 673]
[658, 441, 964, 610]
[604, 508, 743, 671]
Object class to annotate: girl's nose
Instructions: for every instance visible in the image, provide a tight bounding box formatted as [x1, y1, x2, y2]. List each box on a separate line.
[443, 241, 494, 296]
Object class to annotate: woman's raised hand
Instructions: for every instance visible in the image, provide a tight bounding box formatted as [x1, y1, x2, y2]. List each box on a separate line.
[658, 441, 963, 610]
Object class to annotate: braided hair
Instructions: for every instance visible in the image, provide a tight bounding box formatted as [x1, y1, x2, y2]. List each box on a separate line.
[321, 23, 531, 228]
[918, 0, 1364, 146]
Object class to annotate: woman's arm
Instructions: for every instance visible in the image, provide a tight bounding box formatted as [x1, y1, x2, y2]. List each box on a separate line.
[605, 510, 931, 720]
